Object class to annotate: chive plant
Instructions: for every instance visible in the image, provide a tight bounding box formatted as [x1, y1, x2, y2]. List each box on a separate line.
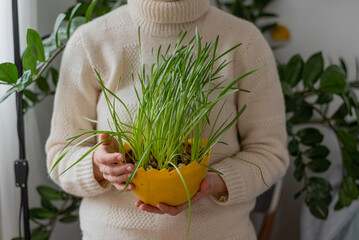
[51, 29, 259, 176]
[50, 28, 261, 240]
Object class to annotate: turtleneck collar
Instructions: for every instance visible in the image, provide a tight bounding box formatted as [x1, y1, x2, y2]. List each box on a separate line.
[128, 0, 210, 37]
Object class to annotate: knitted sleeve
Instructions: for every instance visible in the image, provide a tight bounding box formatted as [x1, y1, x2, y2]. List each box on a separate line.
[210, 25, 289, 206]
[45, 28, 111, 197]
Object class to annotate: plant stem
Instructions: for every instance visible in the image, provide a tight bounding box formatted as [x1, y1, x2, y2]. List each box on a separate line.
[34, 45, 66, 82]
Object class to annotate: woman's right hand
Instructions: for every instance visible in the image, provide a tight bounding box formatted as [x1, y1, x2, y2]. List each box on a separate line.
[92, 133, 136, 191]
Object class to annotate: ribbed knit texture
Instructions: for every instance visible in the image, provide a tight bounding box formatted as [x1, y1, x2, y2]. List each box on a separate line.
[46, 0, 289, 239]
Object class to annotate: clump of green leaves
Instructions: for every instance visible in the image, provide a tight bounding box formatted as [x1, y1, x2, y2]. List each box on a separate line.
[279, 52, 359, 219]
[51, 29, 256, 177]
[12, 185, 81, 240]
[0, 0, 125, 113]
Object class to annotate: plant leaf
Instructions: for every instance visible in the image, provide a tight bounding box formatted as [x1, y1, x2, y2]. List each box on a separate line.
[304, 145, 330, 159]
[37, 185, 64, 200]
[297, 127, 324, 146]
[54, 13, 66, 48]
[59, 215, 79, 223]
[283, 54, 304, 87]
[0, 62, 18, 84]
[320, 65, 346, 94]
[85, 0, 99, 23]
[30, 208, 56, 220]
[307, 158, 331, 173]
[67, 3, 82, 39]
[303, 52, 324, 89]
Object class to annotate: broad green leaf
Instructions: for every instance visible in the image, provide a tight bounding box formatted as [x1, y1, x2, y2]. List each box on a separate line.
[342, 176, 359, 199]
[59, 215, 79, 223]
[54, 13, 66, 48]
[67, 3, 82, 39]
[307, 158, 331, 173]
[338, 188, 353, 207]
[288, 138, 299, 156]
[31, 227, 50, 240]
[306, 199, 328, 219]
[280, 81, 293, 96]
[316, 92, 333, 104]
[289, 104, 313, 124]
[320, 65, 346, 94]
[22, 45, 38, 74]
[16, 70, 32, 91]
[85, 0, 99, 23]
[284, 54, 304, 87]
[36, 76, 50, 92]
[37, 185, 64, 200]
[297, 128, 324, 146]
[304, 145, 330, 159]
[41, 199, 58, 213]
[48, 67, 59, 86]
[337, 129, 357, 153]
[26, 29, 45, 62]
[308, 177, 332, 192]
[30, 208, 56, 220]
[0, 63, 18, 84]
[303, 52, 324, 88]
[23, 89, 37, 103]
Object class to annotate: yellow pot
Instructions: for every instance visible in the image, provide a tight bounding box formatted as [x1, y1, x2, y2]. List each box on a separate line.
[124, 141, 210, 207]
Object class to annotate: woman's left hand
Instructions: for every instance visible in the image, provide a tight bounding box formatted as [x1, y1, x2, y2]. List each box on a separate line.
[134, 172, 227, 216]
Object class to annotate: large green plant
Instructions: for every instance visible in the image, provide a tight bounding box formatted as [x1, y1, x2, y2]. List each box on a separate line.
[279, 54, 359, 219]
[0, 1, 125, 239]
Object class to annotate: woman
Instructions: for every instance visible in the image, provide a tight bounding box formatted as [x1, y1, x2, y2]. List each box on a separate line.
[46, 0, 289, 239]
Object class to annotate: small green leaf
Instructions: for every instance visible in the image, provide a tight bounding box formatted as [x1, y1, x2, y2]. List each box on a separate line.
[67, 3, 82, 39]
[339, 57, 347, 77]
[49, 67, 59, 86]
[293, 154, 305, 181]
[68, 16, 86, 37]
[54, 13, 66, 48]
[288, 138, 299, 156]
[85, 0, 99, 23]
[289, 104, 313, 124]
[59, 215, 79, 223]
[16, 70, 33, 91]
[22, 45, 38, 74]
[306, 199, 328, 220]
[41, 199, 58, 213]
[23, 89, 37, 103]
[303, 52, 324, 88]
[37, 185, 64, 200]
[30, 208, 56, 220]
[307, 158, 331, 173]
[304, 145, 330, 159]
[284, 54, 304, 87]
[0, 62, 18, 84]
[320, 65, 346, 94]
[308, 177, 332, 192]
[337, 129, 357, 153]
[36, 76, 50, 92]
[281, 81, 293, 96]
[297, 128, 324, 146]
[316, 92, 333, 104]
[342, 176, 359, 200]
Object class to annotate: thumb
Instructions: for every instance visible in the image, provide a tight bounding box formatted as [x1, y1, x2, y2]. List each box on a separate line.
[99, 133, 115, 146]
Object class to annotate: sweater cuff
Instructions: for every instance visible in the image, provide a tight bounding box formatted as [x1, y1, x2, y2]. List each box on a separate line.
[71, 147, 112, 196]
[209, 159, 246, 206]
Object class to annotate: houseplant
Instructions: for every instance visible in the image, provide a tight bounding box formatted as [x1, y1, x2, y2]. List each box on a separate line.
[49, 29, 263, 238]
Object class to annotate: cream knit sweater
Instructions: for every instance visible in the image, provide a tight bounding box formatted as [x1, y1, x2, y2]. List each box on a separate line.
[46, 0, 289, 239]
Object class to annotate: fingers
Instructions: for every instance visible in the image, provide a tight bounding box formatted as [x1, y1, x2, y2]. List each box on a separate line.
[113, 183, 136, 192]
[99, 133, 120, 153]
[135, 201, 165, 214]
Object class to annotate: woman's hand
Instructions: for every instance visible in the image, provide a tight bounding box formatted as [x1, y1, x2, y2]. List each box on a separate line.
[92, 133, 135, 191]
[135, 172, 227, 215]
